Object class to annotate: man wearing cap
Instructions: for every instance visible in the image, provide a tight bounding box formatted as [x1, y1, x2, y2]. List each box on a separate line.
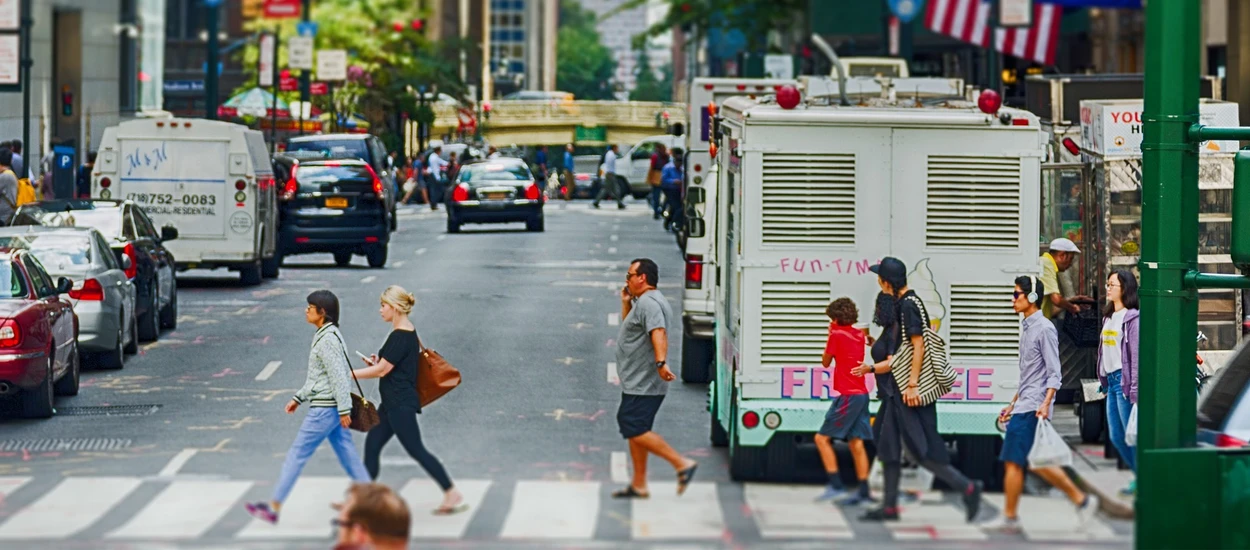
[1040, 238, 1082, 319]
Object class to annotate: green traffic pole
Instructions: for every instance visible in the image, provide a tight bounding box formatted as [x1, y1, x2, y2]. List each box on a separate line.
[1138, 0, 1203, 547]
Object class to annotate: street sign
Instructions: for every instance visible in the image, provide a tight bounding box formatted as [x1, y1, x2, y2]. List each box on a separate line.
[887, 0, 924, 24]
[164, 80, 205, 93]
[288, 36, 313, 70]
[263, 0, 301, 19]
[297, 21, 318, 37]
[763, 54, 794, 80]
[574, 125, 606, 144]
[258, 34, 275, 87]
[317, 49, 347, 81]
[310, 82, 329, 96]
[0, 34, 17, 86]
[279, 76, 298, 92]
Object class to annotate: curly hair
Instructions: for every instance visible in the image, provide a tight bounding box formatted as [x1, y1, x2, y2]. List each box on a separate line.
[825, 298, 859, 326]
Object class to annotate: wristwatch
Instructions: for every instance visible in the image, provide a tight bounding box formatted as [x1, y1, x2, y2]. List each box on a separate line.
[655, 360, 667, 369]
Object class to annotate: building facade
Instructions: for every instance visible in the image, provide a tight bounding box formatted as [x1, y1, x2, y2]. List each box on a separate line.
[162, 0, 248, 118]
[580, 0, 670, 94]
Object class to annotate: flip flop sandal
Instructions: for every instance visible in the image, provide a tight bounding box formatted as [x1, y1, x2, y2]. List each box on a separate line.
[432, 503, 469, 516]
[676, 463, 699, 496]
[611, 486, 650, 499]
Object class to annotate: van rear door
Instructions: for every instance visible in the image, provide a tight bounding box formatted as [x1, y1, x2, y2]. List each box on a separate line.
[117, 139, 228, 237]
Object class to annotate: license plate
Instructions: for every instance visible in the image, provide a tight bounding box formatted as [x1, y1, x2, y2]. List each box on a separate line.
[484, 192, 508, 200]
[325, 197, 348, 208]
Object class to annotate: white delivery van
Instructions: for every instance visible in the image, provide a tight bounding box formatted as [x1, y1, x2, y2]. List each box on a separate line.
[619, 135, 683, 200]
[679, 163, 719, 383]
[686, 78, 797, 202]
[710, 78, 1045, 483]
[93, 119, 279, 285]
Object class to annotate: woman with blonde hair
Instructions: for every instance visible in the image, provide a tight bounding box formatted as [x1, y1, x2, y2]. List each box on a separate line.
[352, 285, 464, 514]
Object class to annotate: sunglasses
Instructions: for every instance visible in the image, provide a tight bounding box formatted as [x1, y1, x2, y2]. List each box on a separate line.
[625, 272, 641, 281]
[1012, 291, 1026, 299]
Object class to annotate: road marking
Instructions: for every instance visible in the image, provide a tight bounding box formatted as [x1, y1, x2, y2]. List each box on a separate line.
[981, 494, 1120, 541]
[360, 276, 377, 284]
[610, 451, 629, 484]
[106, 480, 252, 539]
[608, 247, 617, 254]
[237, 477, 351, 539]
[393, 261, 405, 268]
[610, 234, 619, 242]
[608, 312, 619, 326]
[632, 482, 724, 539]
[0, 477, 143, 539]
[183, 300, 262, 307]
[500, 481, 600, 539]
[416, 248, 427, 256]
[0, 476, 30, 498]
[255, 361, 282, 381]
[401, 479, 491, 539]
[607, 362, 619, 385]
[745, 483, 854, 539]
[157, 449, 198, 478]
[885, 491, 988, 541]
[437, 235, 447, 241]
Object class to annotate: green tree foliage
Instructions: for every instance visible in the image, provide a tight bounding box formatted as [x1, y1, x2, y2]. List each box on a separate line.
[615, 0, 806, 51]
[629, 50, 672, 102]
[555, 0, 617, 100]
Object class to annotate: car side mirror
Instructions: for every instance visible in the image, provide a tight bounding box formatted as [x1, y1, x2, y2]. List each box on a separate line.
[56, 277, 72, 295]
[688, 218, 706, 239]
[161, 226, 179, 242]
[687, 187, 706, 205]
[119, 254, 133, 271]
[669, 122, 685, 137]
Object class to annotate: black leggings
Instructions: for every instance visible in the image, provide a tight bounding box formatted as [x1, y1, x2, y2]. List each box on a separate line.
[875, 396, 973, 509]
[364, 405, 454, 491]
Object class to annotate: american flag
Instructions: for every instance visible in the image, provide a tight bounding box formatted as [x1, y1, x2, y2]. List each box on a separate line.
[924, 0, 1062, 66]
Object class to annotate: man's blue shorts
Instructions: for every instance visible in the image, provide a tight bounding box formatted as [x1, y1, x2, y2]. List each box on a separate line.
[1000, 412, 1040, 467]
[818, 394, 873, 441]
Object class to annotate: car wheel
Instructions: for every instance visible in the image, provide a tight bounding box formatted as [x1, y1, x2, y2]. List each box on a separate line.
[54, 343, 80, 396]
[261, 254, 281, 279]
[21, 359, 55, 419]
[138, 290, 160, 342]
[123, 311, 138, 355]
[390, 207, 398, 231]
[1078, 399, 1106, 444]
[240, 260, 263, 286]
[160, 281, 178, 329]
[333, 252, 353, 267]
[366, 245, 388, 269]
[446, 217, 460, 234]
[526, 215, 544, 232]
[99, 321, 126, 369]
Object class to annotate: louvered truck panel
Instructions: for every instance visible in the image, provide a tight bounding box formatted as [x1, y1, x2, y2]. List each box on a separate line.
[926, 156, 1023, 249]
[760, 153, 857, 246]
[948, 284, 1022, 359]
[758, 282, 830, 367]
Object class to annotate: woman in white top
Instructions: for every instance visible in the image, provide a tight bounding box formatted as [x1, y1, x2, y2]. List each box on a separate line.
[1097, 269, 1140, 495]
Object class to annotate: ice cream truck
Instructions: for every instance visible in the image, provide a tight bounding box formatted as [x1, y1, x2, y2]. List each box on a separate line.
[709, 82, 1045, 483]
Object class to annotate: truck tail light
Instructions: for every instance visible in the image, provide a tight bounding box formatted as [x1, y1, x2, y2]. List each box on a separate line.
[742, 410, 760, 429]
[524, 183, 541, 201]
[685, 254, 703, 289]
[1062, 138, 1081, 156]
[123, 243, 138, 279]
[99, 177, 112, 189]
[0, 319, 20, 348]
[452, 184, 470, 202]
[69, 278, 104, 301]
[1214, 433, 1249, 448]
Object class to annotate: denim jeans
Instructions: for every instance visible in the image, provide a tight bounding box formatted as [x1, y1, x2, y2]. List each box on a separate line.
[1105, 370, 1137, 472]
[649, 186, 663, 216]
[271, 407, 371, 504]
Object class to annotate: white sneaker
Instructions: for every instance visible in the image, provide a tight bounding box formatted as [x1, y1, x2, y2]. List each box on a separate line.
[980, 515, 1022, 534]
[1076, 494, 1100, 529]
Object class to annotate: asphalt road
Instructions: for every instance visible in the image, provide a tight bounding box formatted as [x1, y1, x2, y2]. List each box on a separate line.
[0, 199, 1134, 549]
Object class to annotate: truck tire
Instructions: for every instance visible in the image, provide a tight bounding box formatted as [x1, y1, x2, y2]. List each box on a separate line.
[954, 435, 1004, 492]
[1078, 399, 1105, 443]
[447, 217, 460, 234]
[681, 335, 712, 383]
[366, 245, 388, 268]
[710, 395, 729, 447]
[729, 436, 767, 481]
[240, 261, 263, 286]
[262, 254, 280, 279]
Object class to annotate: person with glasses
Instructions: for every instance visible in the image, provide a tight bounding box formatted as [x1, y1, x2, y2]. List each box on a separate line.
[332, 483, 410, 550]
[612, 258, 698, 499]
[1098, 270, 1139, 495]
[246, 291, 370, 525]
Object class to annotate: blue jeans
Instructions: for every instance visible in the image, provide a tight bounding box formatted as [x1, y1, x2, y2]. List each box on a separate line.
[272, 407, 370, 504]
[649, 186, 663, 215]
[1105, 370, 1137, 472]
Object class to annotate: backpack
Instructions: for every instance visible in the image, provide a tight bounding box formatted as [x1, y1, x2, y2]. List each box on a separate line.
[15, 177, 35, 206]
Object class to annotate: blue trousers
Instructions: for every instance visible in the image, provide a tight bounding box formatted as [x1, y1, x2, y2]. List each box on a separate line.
[1105, 370, 1137, 472]
[649, 186, 663, 215]
[272, 407, 370, 504]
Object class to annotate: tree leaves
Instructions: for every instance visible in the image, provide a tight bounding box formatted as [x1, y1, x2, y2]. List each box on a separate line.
[555, 0, 617, 100]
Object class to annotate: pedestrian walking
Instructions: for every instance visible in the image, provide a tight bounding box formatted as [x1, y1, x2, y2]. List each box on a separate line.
[0, 148, 19, 225]
[593, 144, 625, 209]
[427, 146, 448, 210]
[647, 144, 668, 219]
[245, 291, 370, 524]
[75, 151, 96, 199]
[563, 143, 575, 200]
[813, 297, 874, 505]
[534, 145, 549, 192]
[981, 275, 1099, 533]
[1098, 269, 1139, 495]
[9, 139, 23, 179]
[854, 257, 982, 522]
[660, 148, 684, 232]
[332, 483, 410, 550]
[612, 258, 698, 498]
[352, 285, 465, 515]
[402, 156, 425, 206]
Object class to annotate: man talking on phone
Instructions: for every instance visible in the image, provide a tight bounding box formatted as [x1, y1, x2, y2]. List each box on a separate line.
[611, 258, 698, 499]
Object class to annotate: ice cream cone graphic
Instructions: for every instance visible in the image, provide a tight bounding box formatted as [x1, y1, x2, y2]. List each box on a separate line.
[908, 259, 946, 330]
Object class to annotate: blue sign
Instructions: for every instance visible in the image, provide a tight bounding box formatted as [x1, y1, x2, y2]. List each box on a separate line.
[203, 0, 224, 7]
[889, 0, 925, 24]
[163, 80, 205, 93]
[199, 62, 224, 76]
[53, 146, 74, 170]
[297, 21, 318, 37]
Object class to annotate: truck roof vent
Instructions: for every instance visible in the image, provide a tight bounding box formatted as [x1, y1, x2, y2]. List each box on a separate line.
[761, 153, 855, 247]
[759, 281, 830, 366]
[926, 155, 1021, 249]
[949, 283, 1021, 359]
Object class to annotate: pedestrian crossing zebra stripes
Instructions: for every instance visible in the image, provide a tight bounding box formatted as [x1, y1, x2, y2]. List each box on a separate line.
[0, 475, 1131, 545]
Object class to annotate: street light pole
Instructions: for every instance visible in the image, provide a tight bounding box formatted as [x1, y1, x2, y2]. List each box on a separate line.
[300, 0, 312, 133]
[205, 0, 222, 120]
[19, 0, 31, 169]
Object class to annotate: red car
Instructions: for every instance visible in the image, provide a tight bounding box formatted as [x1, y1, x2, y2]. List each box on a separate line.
[0, 248, 79, 418]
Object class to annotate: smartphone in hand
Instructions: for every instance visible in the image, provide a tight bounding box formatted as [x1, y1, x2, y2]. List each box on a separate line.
[355, 351, 373, 365]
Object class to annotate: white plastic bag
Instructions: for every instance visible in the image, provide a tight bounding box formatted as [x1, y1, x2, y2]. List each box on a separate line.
[1028, 419, 1073, 468]
[1125, 404, 1138, 446]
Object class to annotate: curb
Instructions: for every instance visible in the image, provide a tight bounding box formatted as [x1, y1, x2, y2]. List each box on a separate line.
[1064, 465, 1136, 520]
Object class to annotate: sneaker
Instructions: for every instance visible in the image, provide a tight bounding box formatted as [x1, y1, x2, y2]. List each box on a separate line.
[962, 480, 984, 523]
[245, 502, 278, 524]
[1120, 480, 1136, 497]
[860, 507, 899, 522]
[617, 203, 626, 210]
[1076, 494, 1100, 528]
[592, 203, 601, 209]
[901, 490, 922, 503]
[980, 515, 1022, 534]
[838, 493, 877, 507]
[814, 485, 848, 502]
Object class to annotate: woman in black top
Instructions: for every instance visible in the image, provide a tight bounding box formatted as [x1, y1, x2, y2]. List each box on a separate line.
[351, 285, 464, 514]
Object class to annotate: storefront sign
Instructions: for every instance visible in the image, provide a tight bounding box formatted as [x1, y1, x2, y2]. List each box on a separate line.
[0, 34, 17, 86]
[263, 0, 301, 19]
[0, 0, 18, 31]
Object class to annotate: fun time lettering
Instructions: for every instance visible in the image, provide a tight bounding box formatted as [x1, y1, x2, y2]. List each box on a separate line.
[779, 258, 874, 275]
[780, 366, 995, 401]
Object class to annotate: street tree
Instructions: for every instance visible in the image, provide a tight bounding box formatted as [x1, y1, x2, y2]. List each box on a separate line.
[630, 50, 672, 102]
[555, 0, 617, 100]
[614, 0, 807, 52]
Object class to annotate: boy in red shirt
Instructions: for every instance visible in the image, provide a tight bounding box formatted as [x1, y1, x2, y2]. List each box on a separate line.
[814, 298, 874, 505]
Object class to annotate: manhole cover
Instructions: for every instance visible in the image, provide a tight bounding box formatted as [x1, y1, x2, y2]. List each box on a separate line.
[0, 438, 133, 452]
[57, 404, 161, 417]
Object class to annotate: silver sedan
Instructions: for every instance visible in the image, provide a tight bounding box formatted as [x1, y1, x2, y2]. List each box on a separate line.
[0, 227, 137, 369]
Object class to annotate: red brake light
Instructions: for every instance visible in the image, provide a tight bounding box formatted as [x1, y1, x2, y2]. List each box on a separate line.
[282, 166, 299, 200]
[685, 254, 703, 289]
[1215, 433, 1249, 448]
[575, 174, 590, 181]
[363, 164, 385, 198]
[1012, 117, 1030, 126]
[736, 84, 746, 91]
[524, 183, 541, 201]
[0, 319, 20, 348]
[123, 243, 138, 279]
[69, 278, 104, 301]
[100, 177, 111, 189]
[694, 164, 702, 173]
[235, 180, 247, 191]
[703, 84, 714, 90]
[452, 183, 469, 202]
[742, 411, 760, 429]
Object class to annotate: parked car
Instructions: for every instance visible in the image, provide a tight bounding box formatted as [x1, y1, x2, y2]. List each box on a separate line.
[284, 134, 398, 232]
[278, 159, 390, 268]
[0, 227, 137, 369]
[1199, 338, 1250, 448]
[12, 200, 178, 343]
[446, 158, 545, 233]
[0, 249, 79, 418]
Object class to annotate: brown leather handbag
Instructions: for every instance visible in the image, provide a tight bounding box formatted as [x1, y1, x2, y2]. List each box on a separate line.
[416, 334, 460, 406]
[337, 340, 379, 432]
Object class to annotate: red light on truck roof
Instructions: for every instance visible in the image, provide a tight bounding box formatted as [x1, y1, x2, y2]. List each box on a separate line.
[736, 84, 746, 91]
[703, 84, 714, 91]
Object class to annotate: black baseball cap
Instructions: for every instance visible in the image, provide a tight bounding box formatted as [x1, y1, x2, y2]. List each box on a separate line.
[869, 257, 907, 282]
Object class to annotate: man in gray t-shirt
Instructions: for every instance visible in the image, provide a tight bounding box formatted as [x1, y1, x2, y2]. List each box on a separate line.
[611, 258, 697, 500]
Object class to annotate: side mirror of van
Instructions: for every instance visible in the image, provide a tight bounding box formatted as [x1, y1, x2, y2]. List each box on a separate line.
[161, 226, 179, 242]
[669, 123, 685, 137]
[687, 187, 706, 205]
[687, 218, 706, 239]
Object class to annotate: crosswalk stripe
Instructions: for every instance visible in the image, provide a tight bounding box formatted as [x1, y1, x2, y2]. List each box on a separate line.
[236, 476, 352, 539]
[744, 484, 854, 539]
[106, 480, 253, 539]
[980, 494, 1122, 541]
[0, 477, 30, 499]
[400, 479, 491, 539]
[0, 476, 143, 540]
[500, 481, 600, 539]
[632, 482, 724, 540]
[886, 492, 987, 541]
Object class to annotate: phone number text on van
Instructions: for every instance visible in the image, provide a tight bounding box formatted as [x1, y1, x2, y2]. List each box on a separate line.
[126, 193, 218, 207]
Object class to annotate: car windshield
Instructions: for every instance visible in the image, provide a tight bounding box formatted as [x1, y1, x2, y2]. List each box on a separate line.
[0, 234, 92, 270]
[460, 164, 530, 183]
[286, 140, 369, 161]
[52, 209, 123, 238]
[0, 260, 27, 299]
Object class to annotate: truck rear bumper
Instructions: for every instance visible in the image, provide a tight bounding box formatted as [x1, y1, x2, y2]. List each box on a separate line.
[682, 312, 715, 339]
[731, 398, 1007, 447]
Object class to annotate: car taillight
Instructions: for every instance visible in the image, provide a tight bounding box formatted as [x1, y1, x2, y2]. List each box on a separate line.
[69, 278, 104, 301]
[1215, 433, 1249, 448]
[281, 167, 299, 200]
[685, 254, 703, 289]
[364, 164, 385, 198]
[123, 243, 138, 279]
[524, 183, 540, 201]
[0, 319, 20, 348]
[742, 411, 760, 429]
[452, 184, 470, 202]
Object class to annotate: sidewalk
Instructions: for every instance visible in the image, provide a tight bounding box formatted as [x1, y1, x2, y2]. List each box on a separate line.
[1053, 403, 1137, 519]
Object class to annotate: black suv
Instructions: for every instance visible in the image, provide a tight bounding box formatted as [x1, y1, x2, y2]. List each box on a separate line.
[277, 159, 389, 268]
[284, 134, 398, 232]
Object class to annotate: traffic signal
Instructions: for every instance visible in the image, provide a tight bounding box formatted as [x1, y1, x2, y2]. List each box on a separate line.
[61, 86, 73, 116]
